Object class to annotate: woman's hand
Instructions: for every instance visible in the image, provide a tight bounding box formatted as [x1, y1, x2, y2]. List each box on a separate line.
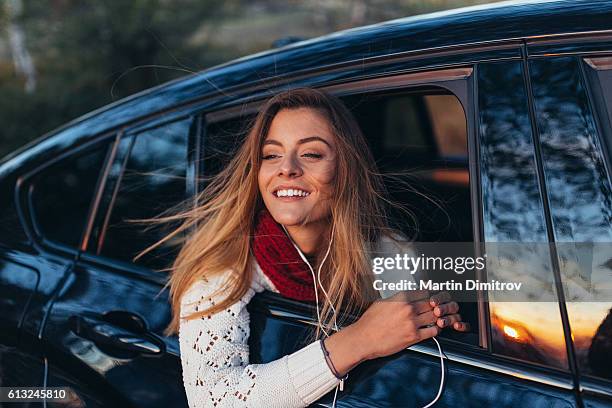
[323, 290, 469, 376]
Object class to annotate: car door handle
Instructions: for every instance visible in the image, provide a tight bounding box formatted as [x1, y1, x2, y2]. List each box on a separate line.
[69, 314, 165, 356]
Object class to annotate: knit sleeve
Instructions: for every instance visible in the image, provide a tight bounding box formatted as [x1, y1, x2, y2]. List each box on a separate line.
[179, 270, 340, 408]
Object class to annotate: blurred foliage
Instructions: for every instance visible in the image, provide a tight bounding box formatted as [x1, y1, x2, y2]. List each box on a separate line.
[0, 0, 491, 159]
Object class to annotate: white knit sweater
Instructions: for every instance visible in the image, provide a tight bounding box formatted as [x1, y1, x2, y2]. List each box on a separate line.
[179, 260, 340, 408]
[179, 234, 413, 408]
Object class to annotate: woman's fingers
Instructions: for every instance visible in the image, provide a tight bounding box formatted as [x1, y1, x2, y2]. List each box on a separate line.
[433, 301, 459, 317]
[412, 299, 433, 315]
[427, 293, 471, 331]
[429, 291, 451, 307]
[437, 313, 461, 328]
[418, 324, 441, 340]
[415, 310, 436, 327]
[453, 321, 471, 332]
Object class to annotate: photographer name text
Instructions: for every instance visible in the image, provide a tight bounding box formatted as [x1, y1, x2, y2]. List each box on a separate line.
[373, 279, 523, 291]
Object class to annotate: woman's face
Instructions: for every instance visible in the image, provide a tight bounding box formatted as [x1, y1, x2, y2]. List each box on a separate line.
[258, 107, 337, 229]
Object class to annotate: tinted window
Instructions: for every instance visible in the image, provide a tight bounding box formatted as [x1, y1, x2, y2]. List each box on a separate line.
[98, 118, 191, 270]
[31, 142, 110, 249]
[478, 60, 568, 370]
[533, 57, 612, 381]
[343, 89, 472, 243]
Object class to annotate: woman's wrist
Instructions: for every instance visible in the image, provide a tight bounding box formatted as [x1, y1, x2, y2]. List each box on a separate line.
[322, 323, 370, 376]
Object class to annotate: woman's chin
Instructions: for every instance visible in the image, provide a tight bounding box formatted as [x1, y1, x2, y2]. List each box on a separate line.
[268, 208, 311, 227]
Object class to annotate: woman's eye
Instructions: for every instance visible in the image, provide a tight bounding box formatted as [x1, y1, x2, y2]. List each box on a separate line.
[302, 153, 322, 159]
[262, 154, 279, 160]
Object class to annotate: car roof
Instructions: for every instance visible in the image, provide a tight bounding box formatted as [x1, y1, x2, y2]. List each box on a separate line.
[2, 0, 611, 172]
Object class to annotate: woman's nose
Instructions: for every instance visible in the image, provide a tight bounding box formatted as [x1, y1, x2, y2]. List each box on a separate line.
[278, 153, 302, 177]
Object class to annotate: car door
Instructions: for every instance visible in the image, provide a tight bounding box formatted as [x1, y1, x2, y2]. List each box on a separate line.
[1, 135, 115, 399]
[39, 113, 198, 407]
[199, 53, 578, 407]
[526, 51, 612, 406]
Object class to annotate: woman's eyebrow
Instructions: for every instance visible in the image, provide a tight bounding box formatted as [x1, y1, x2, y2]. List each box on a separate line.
[263, 136, 331, 147]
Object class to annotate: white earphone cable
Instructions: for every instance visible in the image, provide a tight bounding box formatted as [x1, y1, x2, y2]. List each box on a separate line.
[420, 336, 445, 408]
[281, 223, 445, 408]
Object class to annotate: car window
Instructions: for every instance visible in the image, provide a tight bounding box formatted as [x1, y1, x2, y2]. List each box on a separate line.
[96, 118, 192, 271]
[343, 89, 472, 243]
[203, 85, 479, 346]
[30, 140, 111, 250]
[532, 56, 612, 381]
[343, 88, 477, 345]
[478, 60, 570, 370]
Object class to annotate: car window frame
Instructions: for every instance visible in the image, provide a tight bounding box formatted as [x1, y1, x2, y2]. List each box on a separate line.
[200, 66, 485, 351]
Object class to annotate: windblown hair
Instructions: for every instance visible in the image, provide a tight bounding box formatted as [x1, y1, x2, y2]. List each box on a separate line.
[148, 87, 410, 336]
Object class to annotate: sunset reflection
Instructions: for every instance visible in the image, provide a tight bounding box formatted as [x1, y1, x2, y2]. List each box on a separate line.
[490, 302, 568, 368]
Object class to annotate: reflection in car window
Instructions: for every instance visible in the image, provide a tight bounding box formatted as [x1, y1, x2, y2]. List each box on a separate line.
[98, 118, 191, 271]
[531, 56, 612, 381]
[478, 61, 568, 370]
[31, 142, 109, 249]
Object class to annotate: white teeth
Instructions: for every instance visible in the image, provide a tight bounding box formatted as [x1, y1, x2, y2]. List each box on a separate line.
[275, 189, 310, 197]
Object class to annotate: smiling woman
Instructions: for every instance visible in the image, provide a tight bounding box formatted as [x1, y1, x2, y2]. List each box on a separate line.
[145, 88, 469, 408]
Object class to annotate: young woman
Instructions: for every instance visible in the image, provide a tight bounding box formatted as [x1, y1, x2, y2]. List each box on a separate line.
[159, 88, 469, 407]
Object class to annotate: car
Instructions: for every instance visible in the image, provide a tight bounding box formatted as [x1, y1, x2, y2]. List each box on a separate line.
[1, 0, 612, 406]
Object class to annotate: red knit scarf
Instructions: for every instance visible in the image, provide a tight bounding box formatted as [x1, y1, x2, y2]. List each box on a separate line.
[251, 208, 316, 302]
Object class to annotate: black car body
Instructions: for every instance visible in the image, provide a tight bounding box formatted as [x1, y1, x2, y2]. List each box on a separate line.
[1, 0, 612, 406]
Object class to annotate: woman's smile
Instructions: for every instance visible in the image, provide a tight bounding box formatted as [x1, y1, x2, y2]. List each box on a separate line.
[272, 185, 312, 201]
[274, 191, 310, 201]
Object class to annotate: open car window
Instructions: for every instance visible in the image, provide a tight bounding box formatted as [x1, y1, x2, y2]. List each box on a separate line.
[202, 82, 480, 347]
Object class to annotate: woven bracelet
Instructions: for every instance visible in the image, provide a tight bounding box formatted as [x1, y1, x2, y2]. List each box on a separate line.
[320, 339, 349, 380]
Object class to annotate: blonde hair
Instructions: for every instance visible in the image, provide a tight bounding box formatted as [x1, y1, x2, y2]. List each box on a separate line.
[144, 87, 411, 336]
